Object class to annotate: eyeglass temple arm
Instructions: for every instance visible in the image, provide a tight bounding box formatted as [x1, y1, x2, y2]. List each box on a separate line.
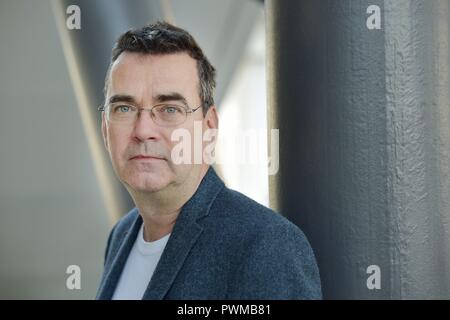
[186, 106, 202, 114]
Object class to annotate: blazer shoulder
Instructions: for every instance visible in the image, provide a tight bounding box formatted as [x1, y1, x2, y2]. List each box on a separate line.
[212, 187, 319, 264]
[213, 188, 322, 299]
[214, 186, 305, 239]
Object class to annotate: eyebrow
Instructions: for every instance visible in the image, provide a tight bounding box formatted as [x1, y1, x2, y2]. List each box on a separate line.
[154, 92, 188, 106]
[108, 92, 189, 106]
[108, 94, 136, 105]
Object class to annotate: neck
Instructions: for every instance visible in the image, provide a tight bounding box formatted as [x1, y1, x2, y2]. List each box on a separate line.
[130, 165, 209, 242]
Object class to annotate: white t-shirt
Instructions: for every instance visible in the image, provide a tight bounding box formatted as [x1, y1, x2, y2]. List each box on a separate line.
[112, 224, 171, 300]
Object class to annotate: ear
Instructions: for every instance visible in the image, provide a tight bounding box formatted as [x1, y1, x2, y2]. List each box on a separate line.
[101, 112, 109, 151]
[204, 105, 219, 130]
[202, 106, 219, 165]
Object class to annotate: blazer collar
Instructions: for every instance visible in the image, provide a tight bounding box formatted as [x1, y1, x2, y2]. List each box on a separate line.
[97, 166, 225, 300]
[96, 212, 142, 300]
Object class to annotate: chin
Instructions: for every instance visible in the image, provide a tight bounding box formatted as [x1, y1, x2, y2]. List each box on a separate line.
[124, 172, 173, 193]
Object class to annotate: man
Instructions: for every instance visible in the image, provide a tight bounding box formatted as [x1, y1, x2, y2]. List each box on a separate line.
[96, 21, 322, 300]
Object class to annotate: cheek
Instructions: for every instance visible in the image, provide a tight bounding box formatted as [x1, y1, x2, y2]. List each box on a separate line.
[165, 122, 205, 167]
[164, 128, 185, 154]
[107, 128, 130, 164]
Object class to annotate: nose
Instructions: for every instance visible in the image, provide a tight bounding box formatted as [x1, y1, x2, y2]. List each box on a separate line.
[131, 109, 160, 142]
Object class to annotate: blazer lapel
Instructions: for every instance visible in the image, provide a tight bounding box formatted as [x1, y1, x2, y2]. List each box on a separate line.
[96, 212, 142, 300]
[142, 167, 225, 299]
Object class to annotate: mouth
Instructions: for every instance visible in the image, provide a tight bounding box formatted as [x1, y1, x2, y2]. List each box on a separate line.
[129, 155, 165, 161]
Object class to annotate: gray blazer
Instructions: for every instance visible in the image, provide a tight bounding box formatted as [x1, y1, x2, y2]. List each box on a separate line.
[96, 167, 322, 299]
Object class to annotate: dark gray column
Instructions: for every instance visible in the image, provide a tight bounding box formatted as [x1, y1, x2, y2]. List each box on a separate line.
[266, 0, 450, 299]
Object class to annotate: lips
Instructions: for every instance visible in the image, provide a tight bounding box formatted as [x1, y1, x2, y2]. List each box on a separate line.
[129, 155, 165, 161]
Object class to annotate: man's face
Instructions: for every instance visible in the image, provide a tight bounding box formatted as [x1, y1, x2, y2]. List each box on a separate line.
[102, 52, 217, 194]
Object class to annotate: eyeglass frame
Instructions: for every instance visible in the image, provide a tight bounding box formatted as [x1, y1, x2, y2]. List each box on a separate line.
[98, 102, 202, 127]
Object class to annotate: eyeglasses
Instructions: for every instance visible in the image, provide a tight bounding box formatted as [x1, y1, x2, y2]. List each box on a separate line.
[98, 102, 202, 127]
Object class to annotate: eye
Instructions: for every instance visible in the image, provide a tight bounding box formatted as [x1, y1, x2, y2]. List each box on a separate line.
[113, 105, 132, 113]
[162, 105, 183, 114]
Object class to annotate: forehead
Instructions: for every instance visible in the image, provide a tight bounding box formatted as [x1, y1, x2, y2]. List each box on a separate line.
[108, 52, 199, 102]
